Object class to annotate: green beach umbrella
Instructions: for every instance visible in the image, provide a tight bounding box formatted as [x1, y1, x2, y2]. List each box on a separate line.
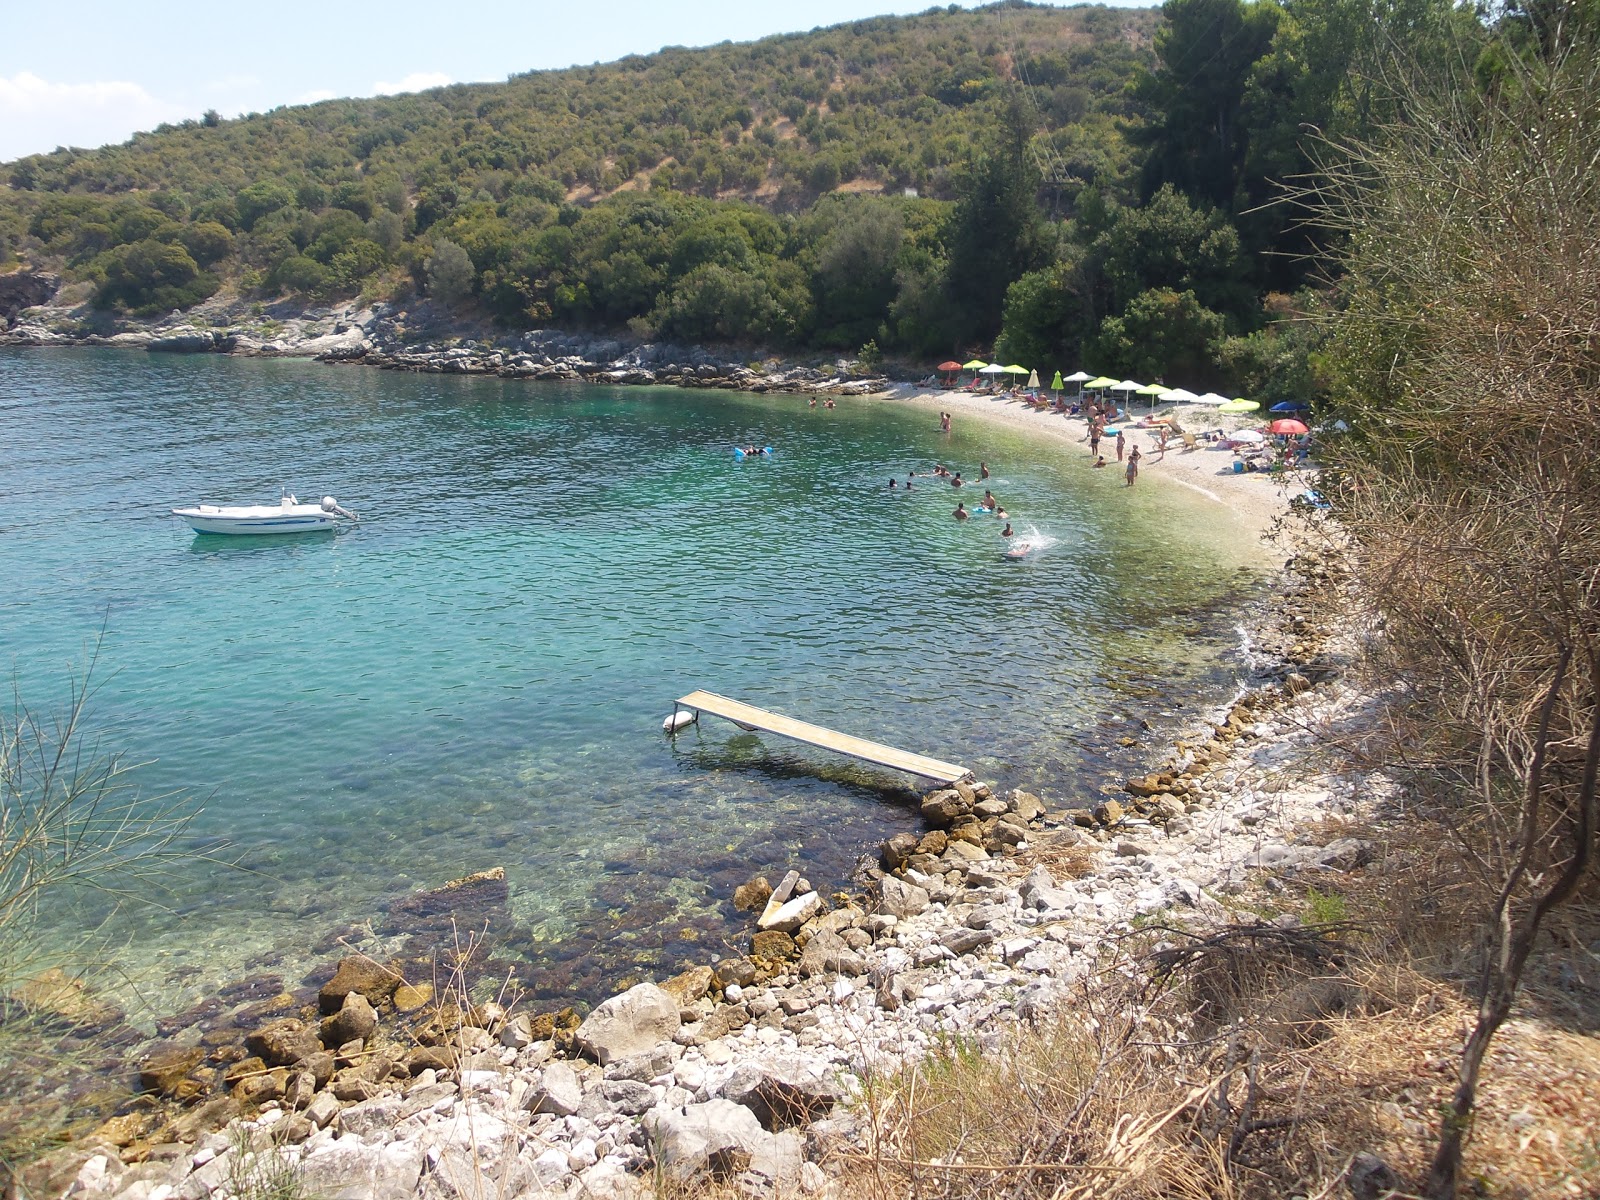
[1085, 376, 1119, 389]
[1219, 398, 1260, 413]
[1004, 364, 1029, 375]
[962, 359, 989, 371]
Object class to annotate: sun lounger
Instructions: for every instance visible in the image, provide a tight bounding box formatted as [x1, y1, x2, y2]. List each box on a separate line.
[1180, 431, 1199, 451]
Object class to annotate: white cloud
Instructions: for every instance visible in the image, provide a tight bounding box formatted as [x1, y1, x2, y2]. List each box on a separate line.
[0, 71, 188, 161]
[371, 71, 453, 96]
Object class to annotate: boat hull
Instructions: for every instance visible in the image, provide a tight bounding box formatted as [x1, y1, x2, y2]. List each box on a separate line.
[172, 505, 339, 535]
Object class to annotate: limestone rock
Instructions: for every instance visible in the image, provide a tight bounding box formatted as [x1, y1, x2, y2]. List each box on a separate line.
[318, 956, 404, 1014]
[1010, 790, 1046, 821]
[920, 790, 969, 826]
[319, 990, 378, 1047]
[712, 958, 758, 989]
[392, 981, 433, 1012]
[643, 1099, 802, 1185]
[138, 1046, 204, 1096]
[880, 832, 918, 869]
[757, 889, 822, 933]
[750, 930, 798, 961]
[717, 1059, 845, 1129]
[246, 1018, 323, 1067]
[576, 982, 681, 1065]
[797, 930, 866, 978]
[876, 876, 930, 919]
[1019, 866, 1075, 912]
[732, 877, 772, 911]
[1094, 798, 1126, 825]
[528, 1061, 583, 1116]
[659, 966, 716, 1017]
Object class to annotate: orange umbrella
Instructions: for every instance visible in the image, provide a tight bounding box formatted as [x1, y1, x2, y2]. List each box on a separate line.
[937, 361, 962, 372]
[1269, 418, 1309, 435]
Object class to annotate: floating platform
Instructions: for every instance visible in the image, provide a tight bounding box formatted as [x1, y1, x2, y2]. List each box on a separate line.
[669, 690, 971, 784]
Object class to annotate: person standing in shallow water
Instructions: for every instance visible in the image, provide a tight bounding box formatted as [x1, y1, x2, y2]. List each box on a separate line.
[1116, 430, 1126, 462]
[1126, 445, 1142, 486]
[953, 501, 969, 520]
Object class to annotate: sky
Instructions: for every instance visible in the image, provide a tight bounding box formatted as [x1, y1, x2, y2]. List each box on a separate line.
[0, 0, 1154, 164]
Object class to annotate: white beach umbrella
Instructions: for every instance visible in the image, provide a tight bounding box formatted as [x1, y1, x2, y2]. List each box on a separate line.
[1196, 392, 1233, 406]
[1064, 371, 1093, 383]
[1160, 387, 1202, 404]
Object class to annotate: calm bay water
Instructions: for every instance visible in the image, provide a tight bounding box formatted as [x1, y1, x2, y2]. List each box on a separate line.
[0, 348, 1267, 1014]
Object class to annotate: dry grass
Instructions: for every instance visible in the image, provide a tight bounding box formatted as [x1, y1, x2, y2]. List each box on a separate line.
[816, 819, 1600, 1200]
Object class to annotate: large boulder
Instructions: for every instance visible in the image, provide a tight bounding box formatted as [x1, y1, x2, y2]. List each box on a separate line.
[0, 272, 59, 327]
[576, 983, 680, 1065]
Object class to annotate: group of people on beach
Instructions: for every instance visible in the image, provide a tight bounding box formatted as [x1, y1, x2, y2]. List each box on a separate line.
[1082, 401, 1143, 486]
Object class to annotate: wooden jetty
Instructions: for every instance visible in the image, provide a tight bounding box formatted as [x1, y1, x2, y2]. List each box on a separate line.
[669, 690, 971, 785]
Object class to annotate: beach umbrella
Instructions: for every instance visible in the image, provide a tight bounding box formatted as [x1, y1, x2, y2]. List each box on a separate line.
[1230, 429, 1266, 444]
[1084, 376, 1119, 389]
[1050, 370, 1064, 393]
[1196, 392, 1233, 406]
[1004, 364, 1029, 376]
[1219, 398, 1260, 413]
[937, 361, 962, 373]
[1269, 400, 1308, 413]
[1112, 380, 1142, 392]
[979, 363, 1007, 374]
[962, 360, 989, 370]
[1064, 371, 1093, 384]
[1161, 387, 1202, 404]
[1026, 369, 1040, 390]
[1268, 418, 1309, 435]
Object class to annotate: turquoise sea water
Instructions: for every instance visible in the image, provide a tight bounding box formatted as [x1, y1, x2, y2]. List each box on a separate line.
[0, 349, 1268, 1015]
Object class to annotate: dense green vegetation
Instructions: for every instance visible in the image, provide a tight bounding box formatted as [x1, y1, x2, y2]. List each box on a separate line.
[0, 0, 1527, 394]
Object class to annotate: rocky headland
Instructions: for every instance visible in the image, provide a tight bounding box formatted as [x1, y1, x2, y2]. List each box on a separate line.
[0, 278, 894, 398]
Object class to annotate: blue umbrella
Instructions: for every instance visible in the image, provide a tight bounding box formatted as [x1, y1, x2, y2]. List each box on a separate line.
[1270, 401, 1309, 412]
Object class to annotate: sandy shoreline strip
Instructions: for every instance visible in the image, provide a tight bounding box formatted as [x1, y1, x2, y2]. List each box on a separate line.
[876, 382, 1309, 541]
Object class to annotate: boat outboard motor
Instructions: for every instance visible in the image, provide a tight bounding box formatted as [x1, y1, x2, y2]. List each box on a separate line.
[320, 496, 359, 521]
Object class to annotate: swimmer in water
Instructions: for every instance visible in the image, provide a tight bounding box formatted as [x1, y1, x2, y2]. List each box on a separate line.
[951, 473, 964, 488]
[995, 506, 1008, 520]
[889, 478, 897, 489]
[980, 461, 990, 480]
[953, 501, 969, 520]
[1001, 522, 1014, 538]
[982, 490, 996, 509]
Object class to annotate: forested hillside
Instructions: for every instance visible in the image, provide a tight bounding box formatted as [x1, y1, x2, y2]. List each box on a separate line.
[0, 0, 1498, 394]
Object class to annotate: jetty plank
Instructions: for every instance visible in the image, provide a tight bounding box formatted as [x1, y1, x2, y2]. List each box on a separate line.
[675, 690, 971, 784]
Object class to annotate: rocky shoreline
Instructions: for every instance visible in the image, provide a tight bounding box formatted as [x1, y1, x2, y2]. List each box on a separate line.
[0, 285, 895, 398]
[14, 543, 1386, 1200]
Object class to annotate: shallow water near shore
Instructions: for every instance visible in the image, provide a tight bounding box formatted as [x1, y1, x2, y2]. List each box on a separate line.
[0, 349, 1270, 1019]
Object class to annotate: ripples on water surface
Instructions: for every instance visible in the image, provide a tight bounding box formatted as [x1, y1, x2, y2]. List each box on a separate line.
[0, 349, 1268, 1012]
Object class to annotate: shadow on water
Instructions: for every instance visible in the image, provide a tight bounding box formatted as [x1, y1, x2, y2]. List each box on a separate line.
[183, 530, 339, 556]
[667, 730, 924, 811]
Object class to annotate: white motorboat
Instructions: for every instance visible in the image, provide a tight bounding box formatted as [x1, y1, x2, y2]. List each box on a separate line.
[171, 491, 359, 535]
